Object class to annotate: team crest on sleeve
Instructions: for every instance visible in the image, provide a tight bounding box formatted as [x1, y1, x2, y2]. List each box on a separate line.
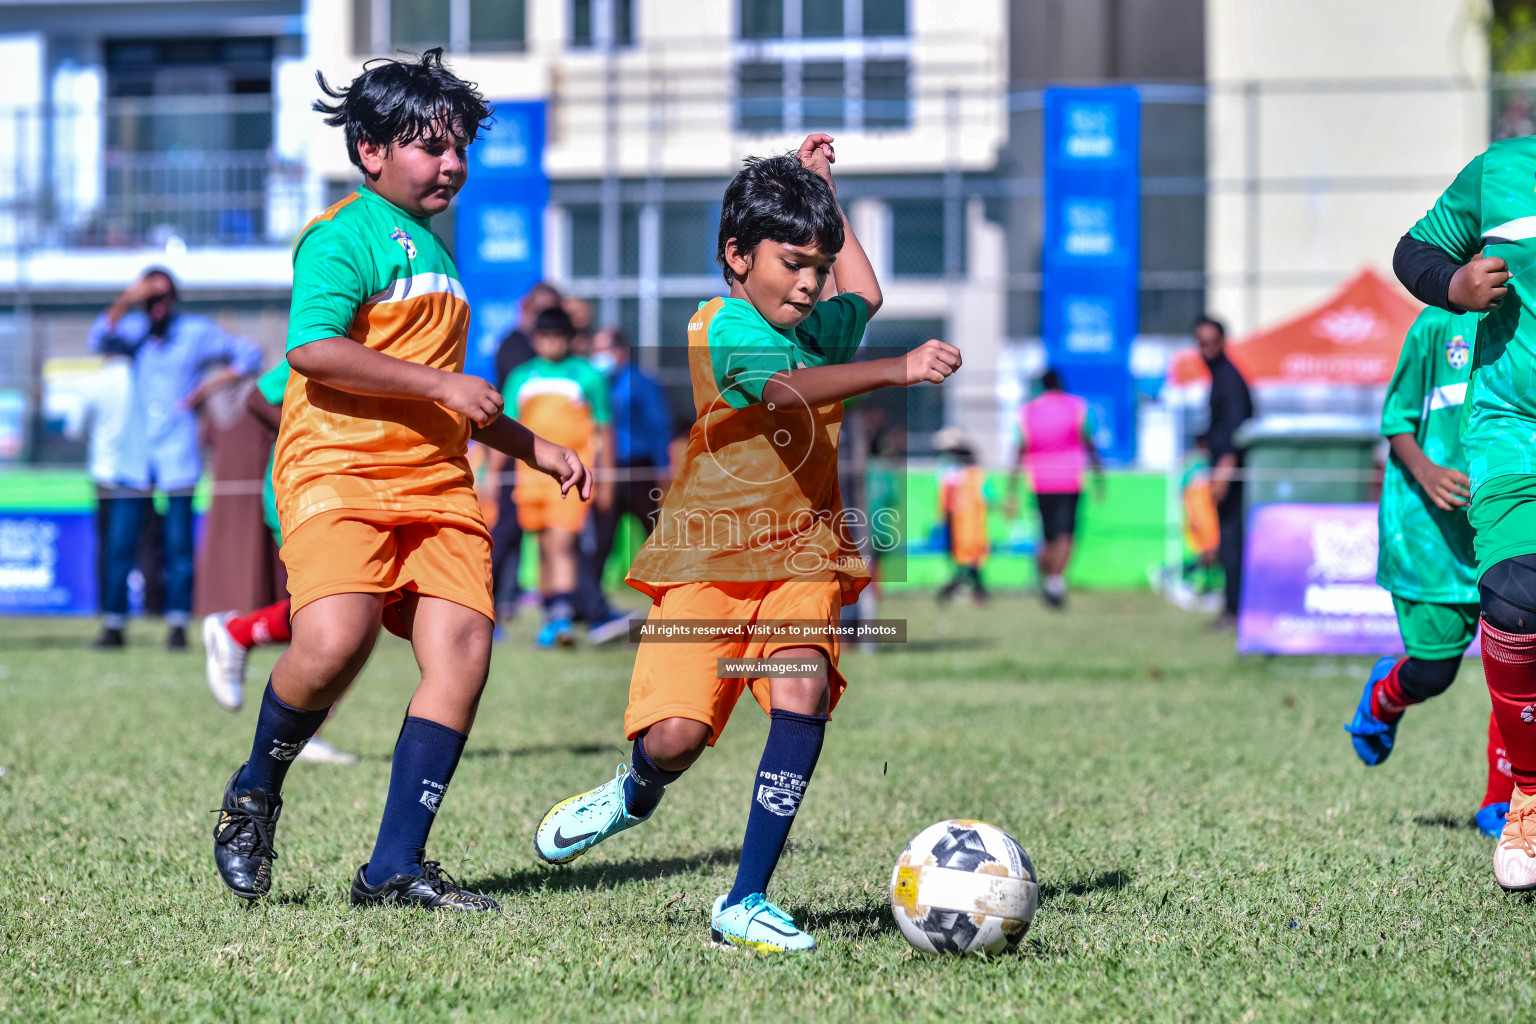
[390, 227, 418, 259]
[1446, 335, 1469, 370]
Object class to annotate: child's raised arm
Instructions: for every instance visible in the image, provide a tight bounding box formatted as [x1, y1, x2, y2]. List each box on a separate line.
[797, 134, 883, 318]
[761, 338, 959, 410]
[288, 336, 504, 426]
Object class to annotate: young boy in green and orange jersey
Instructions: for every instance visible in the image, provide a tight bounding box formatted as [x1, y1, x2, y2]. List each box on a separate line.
[533, 134, 962, 950]
[210, 50, 590, 912]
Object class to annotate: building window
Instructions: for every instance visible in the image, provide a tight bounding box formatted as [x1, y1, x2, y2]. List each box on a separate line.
[567, 203, 641, 278]
[863, 58, 909, 128]
[862, 0, 905, 37]
[355, 0, 526, 54]
[390, 0, 449, 48]
[737, 62, 785, 132]
[471, 0, 527, 51]
[802, 1, 843, 38]
[734, 0, 910, 133]
[661, 201, 722, 277]
[890, 199, 964, 277]
[739, 0, 783, 39]
[570, 0, 635, 49]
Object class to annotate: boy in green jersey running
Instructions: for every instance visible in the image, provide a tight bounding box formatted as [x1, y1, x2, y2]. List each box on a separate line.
[1396, 135, 1536, 890]
[1342, 307, 1511, 836]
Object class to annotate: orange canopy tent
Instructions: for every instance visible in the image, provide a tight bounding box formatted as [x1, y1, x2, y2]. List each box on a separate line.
[1167, 269, 1421, 388]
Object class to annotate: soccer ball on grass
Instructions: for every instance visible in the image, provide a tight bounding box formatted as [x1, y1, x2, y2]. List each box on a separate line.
[889, 819, 1038, 956]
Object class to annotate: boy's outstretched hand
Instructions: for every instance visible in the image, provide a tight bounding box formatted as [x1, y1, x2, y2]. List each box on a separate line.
[796, 133, 837, 186]
[530, 437, 593, 501]
[903, 339, 962, 386]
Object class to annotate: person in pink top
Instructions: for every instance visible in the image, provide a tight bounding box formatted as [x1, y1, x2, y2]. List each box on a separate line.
[1005, 369, 1105, 608]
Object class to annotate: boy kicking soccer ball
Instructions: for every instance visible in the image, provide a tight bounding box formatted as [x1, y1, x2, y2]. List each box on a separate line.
[534, 134, 961, 950]
[212, 50, 589, 911]
[1342, 305, 1512, 836]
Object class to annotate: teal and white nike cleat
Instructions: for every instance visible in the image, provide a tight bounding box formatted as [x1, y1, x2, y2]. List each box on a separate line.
[710, 893, 817, 952]
[533, 764, 651, 865]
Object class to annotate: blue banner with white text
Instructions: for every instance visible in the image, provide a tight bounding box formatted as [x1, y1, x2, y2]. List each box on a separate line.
[1042, 87, 1140, 462]
[456, 101, 548, 386]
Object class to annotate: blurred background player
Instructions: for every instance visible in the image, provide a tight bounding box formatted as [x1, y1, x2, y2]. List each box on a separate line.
[535, 134, 961, 953]
[88, 268, 261, 650]
[1342, 306, 1509, 836]
[1180, 434, 1223, 602]
[501, 305, 614, 647]
[1194, 316, 1253, 630]
[578, 326, 674, 644]
[484, 281, 564, 633]
[202, 358, 357, 764]
[933, 427, 990, 605]
[1393, 137, 1536, 890]
[1006, 368, 1104, 609]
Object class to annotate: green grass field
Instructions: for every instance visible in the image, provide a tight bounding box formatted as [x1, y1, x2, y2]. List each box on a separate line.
[3, 593, 1534, 1022]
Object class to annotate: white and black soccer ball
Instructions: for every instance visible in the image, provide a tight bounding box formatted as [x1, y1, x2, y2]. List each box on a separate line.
[889, 819, 1038, 956]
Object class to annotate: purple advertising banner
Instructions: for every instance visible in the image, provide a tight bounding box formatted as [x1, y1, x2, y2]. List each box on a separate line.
[1237, 503, 1479, 657]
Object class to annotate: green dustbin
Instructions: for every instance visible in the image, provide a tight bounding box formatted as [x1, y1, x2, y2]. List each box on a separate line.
[1234, 414, 1380, 515]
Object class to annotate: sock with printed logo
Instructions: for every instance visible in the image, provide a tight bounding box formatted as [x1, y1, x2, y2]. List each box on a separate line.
[364, 716, 467, 885]
[623, 733, 684, 817]
[225, 599, 293, 648]
[725, 709, 827, 907]
[236, 679, 330, 796]
[1479, 620, 1536, 796]
[1485, 711, 1515, 809]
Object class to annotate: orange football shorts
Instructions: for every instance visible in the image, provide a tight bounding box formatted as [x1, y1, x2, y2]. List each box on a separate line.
[516, 494, 589, 533]
[624, 579, 846, 745]
[280, 508, 494, 623]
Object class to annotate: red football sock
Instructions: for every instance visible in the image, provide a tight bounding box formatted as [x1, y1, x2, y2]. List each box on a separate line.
[226, 599, 293, 649]
[1370, 658, 1416, 723]
[1479, 620, 1536, 796]
[1484, 711, 1515, 809]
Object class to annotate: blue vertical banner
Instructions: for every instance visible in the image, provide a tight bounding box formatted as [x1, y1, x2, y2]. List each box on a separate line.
[456, 101, 548, 385]
[1041, 87, 1140, 462]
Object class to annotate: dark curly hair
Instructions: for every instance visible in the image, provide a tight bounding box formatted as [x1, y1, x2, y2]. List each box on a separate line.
[716, 155, 844, 284]
[314, 48, 494, 171]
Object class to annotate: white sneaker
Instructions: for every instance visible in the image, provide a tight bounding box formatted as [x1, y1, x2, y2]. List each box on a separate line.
[1495, 789, 1536, 892]
[587, 611, 638, 645]
[201, 611, 248, 712]
[295, 737, 358, 764]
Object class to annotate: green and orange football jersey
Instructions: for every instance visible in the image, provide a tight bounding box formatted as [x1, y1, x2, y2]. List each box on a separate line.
[624, 293, 870, 605]
[273, 186, 482, 538]
[503, 355, 610, 498]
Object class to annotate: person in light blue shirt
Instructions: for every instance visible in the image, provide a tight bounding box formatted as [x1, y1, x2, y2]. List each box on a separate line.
[576, 326, 676, 643]
[86, 268, 262, 651]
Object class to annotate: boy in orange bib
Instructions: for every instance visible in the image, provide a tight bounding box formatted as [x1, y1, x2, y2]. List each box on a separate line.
[211, 51, 590, 912]
[533, 134, 961, 951]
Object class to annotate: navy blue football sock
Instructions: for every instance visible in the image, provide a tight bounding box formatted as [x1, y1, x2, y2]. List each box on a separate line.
[364, 716, 467, 886]
[236, 679, 329, 797]
[725, 709, 827, 907]
[623, 733, 684, 817]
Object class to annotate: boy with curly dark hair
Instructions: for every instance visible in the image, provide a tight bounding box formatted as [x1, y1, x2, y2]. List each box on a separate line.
[212, 49, 591, 912]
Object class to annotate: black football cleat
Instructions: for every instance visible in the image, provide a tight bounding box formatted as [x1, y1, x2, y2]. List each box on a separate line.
[93, 626, 125, 650]
[349, 861, 500, 912]
[165, 625, 188, 651]
[212, 765, 281, 900]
